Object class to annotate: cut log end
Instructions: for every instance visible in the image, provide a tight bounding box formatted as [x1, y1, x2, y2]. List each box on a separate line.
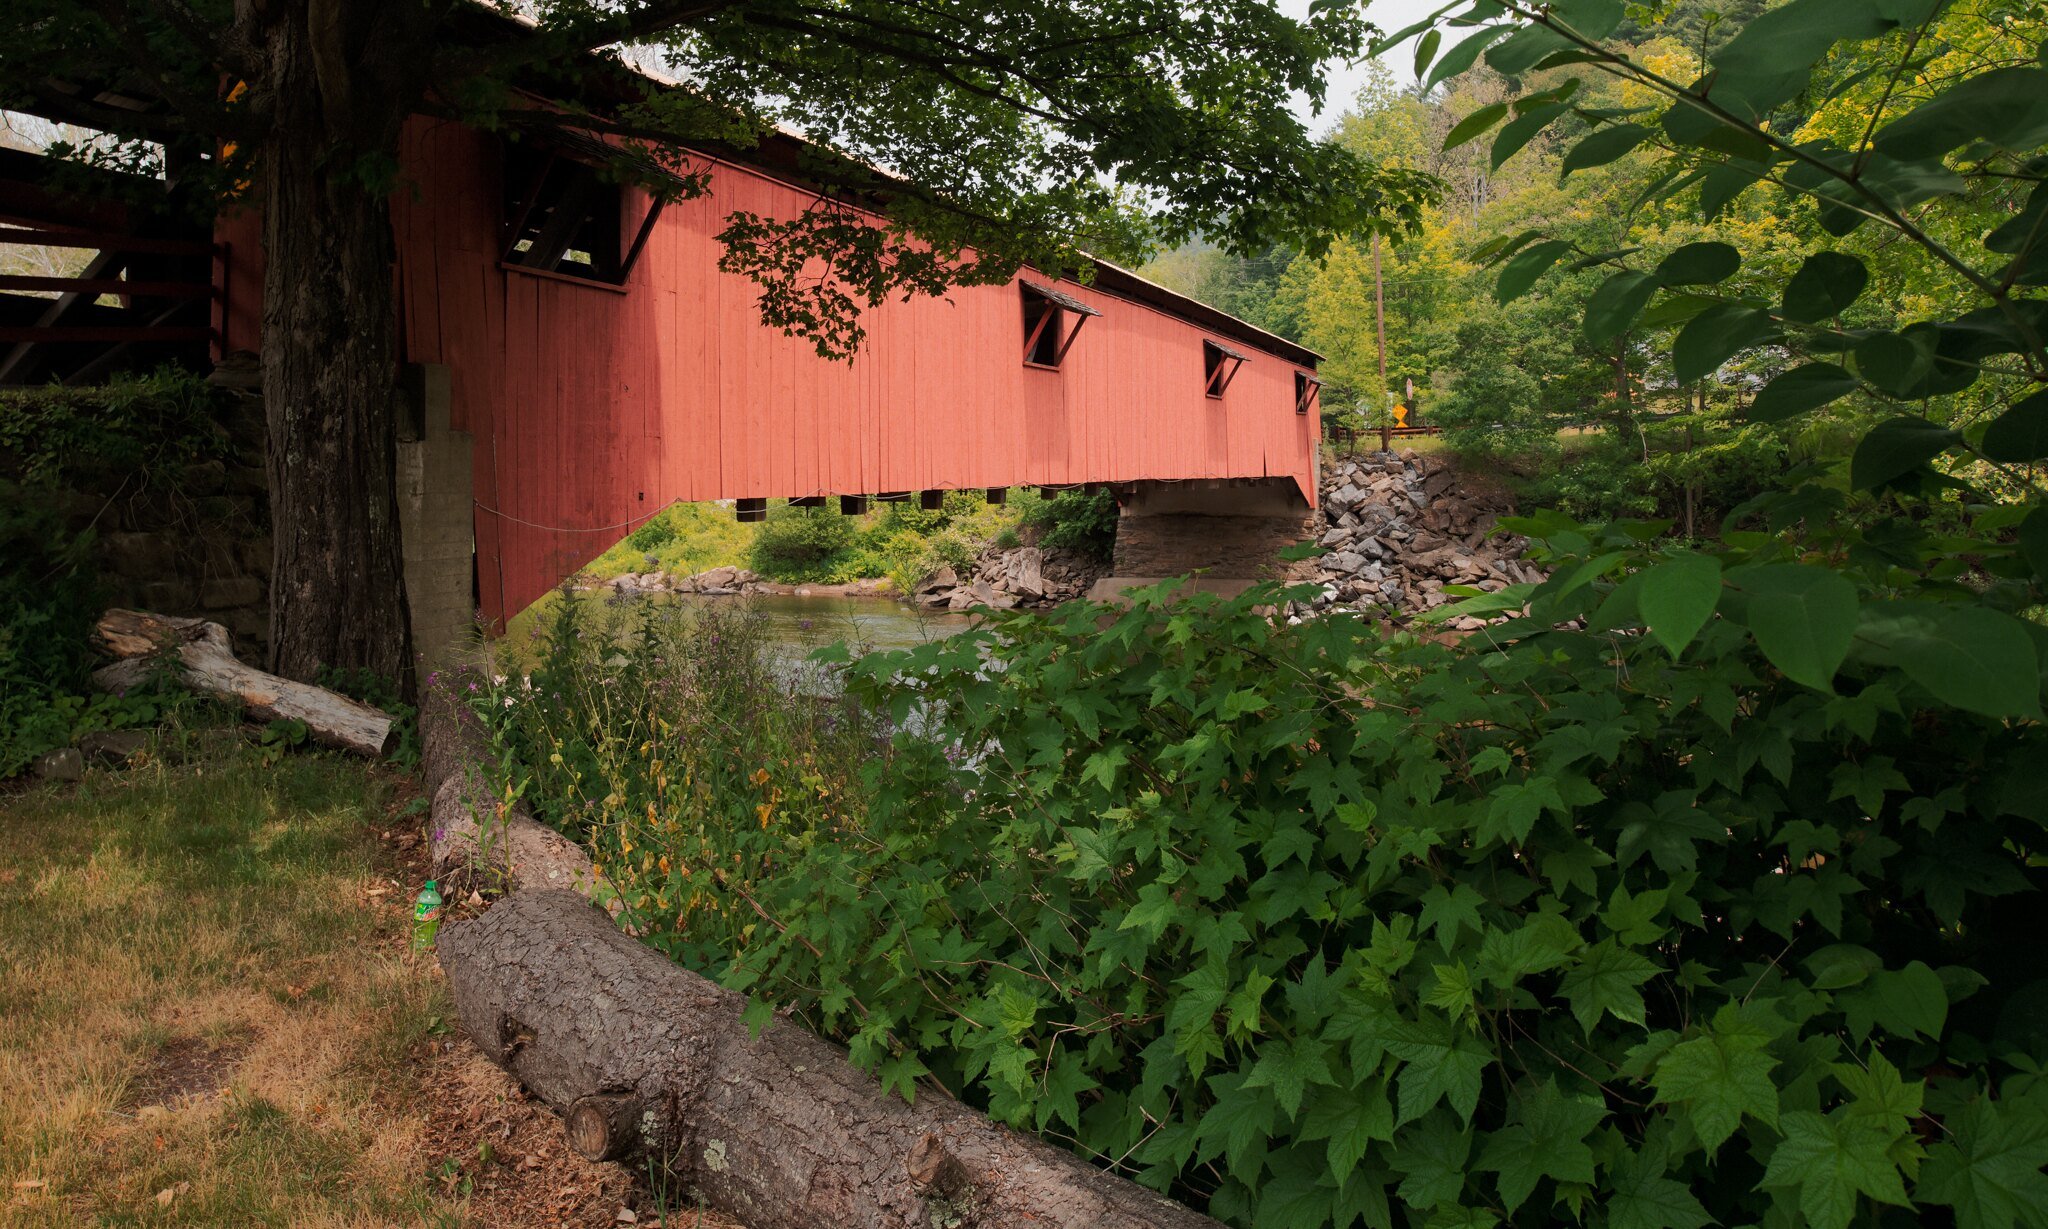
[566, 1093, 643, 1162]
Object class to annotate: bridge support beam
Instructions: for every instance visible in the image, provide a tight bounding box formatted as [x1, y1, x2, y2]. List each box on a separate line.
[396, 362, 476, 669]
[1089, 478, 1315, 602]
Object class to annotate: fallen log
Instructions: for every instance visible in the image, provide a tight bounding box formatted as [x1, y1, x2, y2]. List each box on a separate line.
[92, 609, 393, 757]
[419, 689, 600, 899]
[438, 890, 1223, 1229]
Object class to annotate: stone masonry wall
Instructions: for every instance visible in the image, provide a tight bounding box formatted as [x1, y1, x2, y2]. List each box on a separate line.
[66, 374, 273, 661]
[1111, 511, 1318, 580]
[15, 356, 477, 674]
[1107, 478, 1318, 583]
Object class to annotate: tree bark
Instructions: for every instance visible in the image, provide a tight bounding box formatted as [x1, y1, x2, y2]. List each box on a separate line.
[255, 0, 420, 688]
[438, 890, 1225, 1229]
[92, 609, 394, 756]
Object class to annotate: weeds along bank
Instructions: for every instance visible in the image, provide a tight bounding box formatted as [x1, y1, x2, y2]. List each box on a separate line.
[468, 493, 2048, 1229]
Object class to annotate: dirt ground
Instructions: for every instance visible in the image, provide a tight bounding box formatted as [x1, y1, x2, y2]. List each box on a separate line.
[0, 733, 744, 1229]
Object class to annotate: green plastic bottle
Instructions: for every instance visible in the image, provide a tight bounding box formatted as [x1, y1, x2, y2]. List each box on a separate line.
[412, 880, 444, 951]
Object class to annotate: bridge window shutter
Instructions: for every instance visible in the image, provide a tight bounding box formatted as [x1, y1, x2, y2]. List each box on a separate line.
[1019, 280, 1099, 369]
[1295, 371, 1321, 414]
[1204, 340, 1248, 398]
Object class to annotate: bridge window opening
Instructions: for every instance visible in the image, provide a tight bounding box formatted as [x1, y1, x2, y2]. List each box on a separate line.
[1204, 340, 1248, 398]
[1019, 279, 1100, 368]
[502, 142, 626, 284]
[1295, 372, 1322, 414]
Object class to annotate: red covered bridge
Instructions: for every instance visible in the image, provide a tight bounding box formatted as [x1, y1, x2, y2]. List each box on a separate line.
[3, 75, 1324, 660]
[213, 112, 1325, 639]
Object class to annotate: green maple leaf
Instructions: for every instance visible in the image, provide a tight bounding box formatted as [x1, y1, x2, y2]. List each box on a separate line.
[1762, 1109, 1911, 1229]
[1834, 1051, 1924, 1133]
[1118, 881, 1180, 940]
[1918, 1094, 2048, 1229]
[1389, 1111, 1473, 1211]
[1242, 1035, 1336, 1118]
[1388, 1016, 1491, 1125]
[1607, 1138, 1712, 1229]
[1475, 912, 1581, 988]
[1476, 775, 1567, 845]
[1418, 882, 1487, 945]
[1475, 1079, 1605, 1213]
[1301, 1079, 1396, 1173]
[1650, 1018, 1780, 1153]
[1035, 1050, 1098, 1131]
[1195, 1072, 1277, 1172]
[1558, 939, 1659, 1035]
[1254, 1144, 1332, 1229]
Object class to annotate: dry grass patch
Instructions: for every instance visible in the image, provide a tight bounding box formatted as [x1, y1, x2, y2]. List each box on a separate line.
[0, 740, 751, 1229]
[0, 746, 458, 1227]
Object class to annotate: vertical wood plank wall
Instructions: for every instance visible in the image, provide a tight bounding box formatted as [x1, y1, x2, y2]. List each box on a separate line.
[218, 117, 1322, 624]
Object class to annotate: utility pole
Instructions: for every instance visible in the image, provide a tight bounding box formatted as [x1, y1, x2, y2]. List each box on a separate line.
[1373, 232, 1391, 454]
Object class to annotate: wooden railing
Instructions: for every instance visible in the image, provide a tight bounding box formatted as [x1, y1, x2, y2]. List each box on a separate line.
[1323, 421, 1443, 452]
[0, 223, 225, 383]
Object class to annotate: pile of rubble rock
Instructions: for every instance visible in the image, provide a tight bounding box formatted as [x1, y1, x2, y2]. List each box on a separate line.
[913, 542, 1106, 611]
[1308, 450, 1543, 629]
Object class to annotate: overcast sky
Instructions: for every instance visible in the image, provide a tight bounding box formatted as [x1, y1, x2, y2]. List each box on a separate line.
[1280, 0, 1449, 135]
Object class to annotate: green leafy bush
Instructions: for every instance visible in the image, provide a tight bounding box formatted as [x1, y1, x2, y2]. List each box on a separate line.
[487, 483, 2048, 1228]
[0, 368, 229, 485]
[747, 505, 862, 581]
[1022, 488, 1118, 560]
[625, 515, 678, 553]
[0, 493, 184, 778]
[0, 372, 233, 777]
[738, 489, 2047, 1227]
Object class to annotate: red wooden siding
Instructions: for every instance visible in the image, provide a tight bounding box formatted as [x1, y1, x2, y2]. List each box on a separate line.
[217, 117, 1322, 624]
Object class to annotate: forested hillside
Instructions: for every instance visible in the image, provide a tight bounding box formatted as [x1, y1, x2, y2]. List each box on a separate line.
[1143, 0, 2033, 530]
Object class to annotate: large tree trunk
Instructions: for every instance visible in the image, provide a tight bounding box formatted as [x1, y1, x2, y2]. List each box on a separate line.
[438, 890, 1224, 1229]
[255, 1, 420, 686]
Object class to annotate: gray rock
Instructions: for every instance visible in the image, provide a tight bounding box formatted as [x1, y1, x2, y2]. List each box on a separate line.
[1005, 548, 1046, 598]
[35, 748, 85, 782]
[1318, 527, 1353, 548]
[1328, 551, 1366, 574]
[916, 565, 960, 595]
[78, 730, 149, 766]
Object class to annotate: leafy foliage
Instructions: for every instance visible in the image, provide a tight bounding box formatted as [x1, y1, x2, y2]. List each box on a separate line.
[1021, 488, 1120, 561]
[490, 505, 2048, 1227]
[747, 505, 863, 580]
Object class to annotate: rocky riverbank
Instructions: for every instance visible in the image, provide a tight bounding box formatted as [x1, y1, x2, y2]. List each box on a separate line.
[591, 452, 1531, 627]
[597, 564, 902, 599]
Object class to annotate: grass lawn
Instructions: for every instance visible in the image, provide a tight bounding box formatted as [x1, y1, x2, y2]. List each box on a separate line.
[0, 736, 742, 1229]
[0, 743, 462, 1226]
